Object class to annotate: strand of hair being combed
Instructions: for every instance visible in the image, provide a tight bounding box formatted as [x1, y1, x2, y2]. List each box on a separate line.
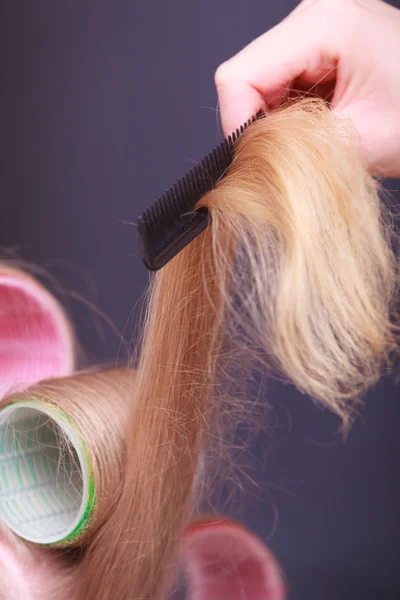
[200, 99, 398, 423]
[74, 99, 398, 599]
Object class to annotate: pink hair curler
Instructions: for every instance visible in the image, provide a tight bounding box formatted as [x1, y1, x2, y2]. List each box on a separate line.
[182, 517, 287, 600]
[0, 267, 75, 400]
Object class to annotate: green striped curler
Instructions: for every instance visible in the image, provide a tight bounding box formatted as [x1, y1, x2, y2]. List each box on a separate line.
[0, 400, 95, 545]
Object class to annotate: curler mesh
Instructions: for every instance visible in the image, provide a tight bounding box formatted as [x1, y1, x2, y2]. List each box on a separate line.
[0, 401, 93, 545]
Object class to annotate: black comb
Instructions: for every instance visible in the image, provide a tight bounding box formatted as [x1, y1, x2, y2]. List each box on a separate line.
[137, 114, 262, 271]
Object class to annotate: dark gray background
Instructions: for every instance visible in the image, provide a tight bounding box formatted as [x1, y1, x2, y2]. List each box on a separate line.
[1, 1, 399, 598]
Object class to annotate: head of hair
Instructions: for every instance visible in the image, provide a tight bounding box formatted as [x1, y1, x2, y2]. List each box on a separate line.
[76, 99, 398, 598]
[0, 98, 397, 599]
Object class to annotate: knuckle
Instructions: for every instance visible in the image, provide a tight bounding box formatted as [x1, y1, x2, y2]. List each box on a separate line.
[214, 61, 233, 87]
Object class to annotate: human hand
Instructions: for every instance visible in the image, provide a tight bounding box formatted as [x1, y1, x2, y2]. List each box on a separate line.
[215, 0, 400, 178]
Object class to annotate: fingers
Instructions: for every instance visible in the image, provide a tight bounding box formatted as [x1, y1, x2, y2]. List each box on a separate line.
[215, 1, 341, 136]
[215, 76, 266, 137]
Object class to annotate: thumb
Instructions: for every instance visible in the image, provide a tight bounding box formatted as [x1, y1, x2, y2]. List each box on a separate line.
[215, 2, 341, 136]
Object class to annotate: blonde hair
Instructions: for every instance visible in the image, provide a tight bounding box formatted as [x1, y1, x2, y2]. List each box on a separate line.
[78, 99, 398, 598]
[0, 98, 397, 598]
[200, 99, 397, 423]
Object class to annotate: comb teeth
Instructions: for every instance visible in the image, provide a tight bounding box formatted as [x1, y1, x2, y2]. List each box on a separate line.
[138, 113, 261, 271]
